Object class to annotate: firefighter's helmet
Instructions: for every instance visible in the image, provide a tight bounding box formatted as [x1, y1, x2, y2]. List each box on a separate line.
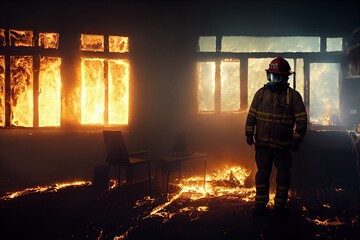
[266, 57, 292, 75]
[265, 57, 292, 84]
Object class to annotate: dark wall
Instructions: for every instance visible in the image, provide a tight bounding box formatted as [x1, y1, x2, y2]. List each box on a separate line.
[0, 0, 359, 193]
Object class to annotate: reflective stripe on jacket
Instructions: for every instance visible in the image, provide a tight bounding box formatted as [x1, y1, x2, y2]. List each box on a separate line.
[245, 85, 307, 150]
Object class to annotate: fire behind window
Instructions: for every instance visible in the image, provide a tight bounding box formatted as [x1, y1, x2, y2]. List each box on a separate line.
[0, 29, 129, 127]
[80, 34, 129, 125]
[197, 36, 342, 126]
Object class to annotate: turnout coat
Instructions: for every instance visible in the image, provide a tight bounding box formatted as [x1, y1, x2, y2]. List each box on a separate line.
[245, 84, 307, 150]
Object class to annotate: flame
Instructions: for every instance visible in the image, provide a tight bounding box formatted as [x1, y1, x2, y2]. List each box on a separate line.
[0, 181, 91, 200]
[38, 32, 59, 49]
[10, 56, 34, 126]
[2, 33, 129, 127]
[109, 36, 129, 53]
[307, 216, 345, 226]
[80, 34, 104, 52]
[0, 55, 5, 126]
[148, 165, 257, 219]
[9, 29, 33, 47]
[80, 58, 129, 125]
[81, 58, 105, 124]
[108, 59, 129, 125]
[8, 55, 62, 127]
[39, 57, 62, 127]
[309, 63, 340, 126]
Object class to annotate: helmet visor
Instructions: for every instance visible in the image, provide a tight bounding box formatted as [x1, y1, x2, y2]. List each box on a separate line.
[267, 72, 283, 83]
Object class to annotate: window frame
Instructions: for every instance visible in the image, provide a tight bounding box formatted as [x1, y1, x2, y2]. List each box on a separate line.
[196, 35, 347, 130]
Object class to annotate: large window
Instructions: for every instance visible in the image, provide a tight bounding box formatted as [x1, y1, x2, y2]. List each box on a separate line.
[80, 34, 129, 125]
[0, 29, 61, 127]
[310, 63, 340, 125]
[0, 29, 130, 128]
[197, 35, 344, 127]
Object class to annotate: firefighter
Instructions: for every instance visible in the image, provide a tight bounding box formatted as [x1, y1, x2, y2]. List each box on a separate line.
[245, 57, 307, 217]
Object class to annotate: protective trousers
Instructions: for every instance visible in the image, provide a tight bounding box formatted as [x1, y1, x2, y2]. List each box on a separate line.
[254, 146, 292, 209]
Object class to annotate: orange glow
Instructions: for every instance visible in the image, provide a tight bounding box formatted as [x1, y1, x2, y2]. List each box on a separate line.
[108, 59, 129, 125]
[307, 216, 345, 226]
[9, 29, 34, 47]
[81, 58, 105, 124]
[148, 165, 257, 219]
[0, 55, 4, 126]
[39, 57, 62, 127]
[80, 58, 129, 125]
[10, 56, 34, 127]
[80, 34, 104, 52]
[109, 36, 129, 53]
[310, 63, 340, 126]
[38, 32, 59, 49]
[0, 181, 91, 200]
[2, 32, 130, 127]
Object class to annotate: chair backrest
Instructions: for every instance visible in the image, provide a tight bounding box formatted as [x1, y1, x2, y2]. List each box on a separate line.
[103, 130, 130, 166]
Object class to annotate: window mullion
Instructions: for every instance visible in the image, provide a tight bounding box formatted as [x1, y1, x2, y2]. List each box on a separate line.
[240, 56, 247, 110]
[215, 60, 221, 113]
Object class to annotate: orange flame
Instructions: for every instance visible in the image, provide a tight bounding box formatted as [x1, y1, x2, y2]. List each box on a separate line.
[39, 57, 62, 127]
[0, 181, 91, 200]
[307, 216, 345, 226]
[148, 165, 257, 219]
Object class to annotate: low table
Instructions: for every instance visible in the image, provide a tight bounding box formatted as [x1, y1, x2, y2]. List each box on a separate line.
[160, 152, 207, 197]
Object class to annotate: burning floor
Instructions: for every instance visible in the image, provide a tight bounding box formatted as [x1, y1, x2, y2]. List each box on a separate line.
[1, 166, 360, 240]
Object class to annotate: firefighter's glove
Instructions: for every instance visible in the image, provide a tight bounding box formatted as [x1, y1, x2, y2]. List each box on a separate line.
[290, 139, 300, 152]
[246, 135, 254, 146]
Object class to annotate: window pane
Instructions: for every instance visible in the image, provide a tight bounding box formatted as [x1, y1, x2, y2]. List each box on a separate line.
[80, 34, 104, 52]
[38, 57, 62, 127]
[248, 58, 273, 105]
[222, 36, 320, 53]
[108, 59, 129, 124]
[198, 62, 215, 112]
[0, 56, 4, 126]
[38, 32, 59, 49]
[9, 29, 34, 47]
[109, 36, 129, 53]
[294, 59, 304, 98]
[10, 56, 33, 127]
[326, 37, 342, 52]
[81, 58, 105, 124]
[221, 60, 240, 111]
[198, 36, 216, 52]
[310, 63, 340, 126]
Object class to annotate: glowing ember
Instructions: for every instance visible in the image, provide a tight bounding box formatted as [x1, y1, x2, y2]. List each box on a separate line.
[307, 216, 345, 226]
[148, 165, 256, 219]
[322, 203, 331, 208]
[0, 181, 91, 200]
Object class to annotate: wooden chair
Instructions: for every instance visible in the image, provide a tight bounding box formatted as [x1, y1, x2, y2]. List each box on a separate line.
[102, 130, 152, 196]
